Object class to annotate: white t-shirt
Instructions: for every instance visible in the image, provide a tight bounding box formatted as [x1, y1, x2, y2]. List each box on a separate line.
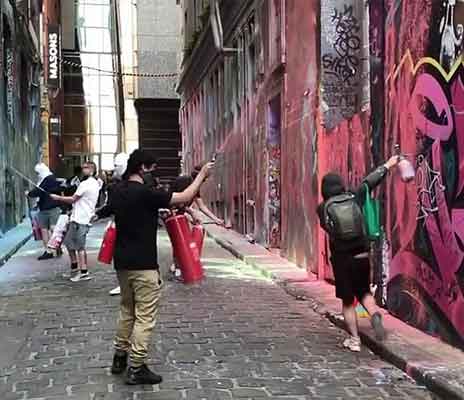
[71, 177, 100, 225]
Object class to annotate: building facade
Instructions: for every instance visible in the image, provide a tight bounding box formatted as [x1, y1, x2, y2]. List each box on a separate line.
[178, 0, 464, 349]
[0, 0, 43, 234]
[134, 0, 182, 183]
[115, 0, 182, 183]
[42, 0, 122, 177]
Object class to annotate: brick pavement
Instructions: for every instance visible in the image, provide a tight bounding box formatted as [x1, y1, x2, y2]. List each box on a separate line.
[0, 223, 436, 399]
[200, 220, 464, 400]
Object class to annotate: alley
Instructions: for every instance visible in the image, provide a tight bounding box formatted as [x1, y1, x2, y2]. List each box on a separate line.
[0, 223, 434, 400]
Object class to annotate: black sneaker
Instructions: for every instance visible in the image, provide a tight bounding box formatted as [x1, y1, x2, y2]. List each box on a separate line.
[38, 251, 54, 261]
[126, 364, 163, 385]
[111, 351, 128, 374]
[371, 312, 386, 341]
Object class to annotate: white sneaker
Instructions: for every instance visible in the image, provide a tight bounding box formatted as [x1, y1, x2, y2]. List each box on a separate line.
[70, 272, 92, 282]
[343, 336, 361, 352]
[63, 270, 79, 279]
[109, 286, 121, 296]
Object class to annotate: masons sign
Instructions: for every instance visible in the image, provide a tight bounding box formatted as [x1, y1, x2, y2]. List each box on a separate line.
[48, 25, 60, 88]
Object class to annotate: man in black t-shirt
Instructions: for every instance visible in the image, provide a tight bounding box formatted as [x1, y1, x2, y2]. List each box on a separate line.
[96, 150, 213, 385]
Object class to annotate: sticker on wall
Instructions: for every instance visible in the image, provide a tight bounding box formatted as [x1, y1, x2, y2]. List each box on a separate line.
[320, 1, 370, 130]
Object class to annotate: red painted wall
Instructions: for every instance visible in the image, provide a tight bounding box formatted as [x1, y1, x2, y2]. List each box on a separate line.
[282, 0, 319, 272]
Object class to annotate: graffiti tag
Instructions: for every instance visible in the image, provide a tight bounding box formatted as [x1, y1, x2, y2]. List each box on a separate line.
[320, 0, 369, 130]
[415, 155, 445, 222]
[322, 5, 361, 84]
[268, 146, 281, 247]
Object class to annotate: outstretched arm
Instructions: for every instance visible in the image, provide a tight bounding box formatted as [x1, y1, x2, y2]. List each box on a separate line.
[170, 163, 214, 206]
[356, 156, 400, 201]
[194, 197, 224, 225]
[50, 193, 81, 205]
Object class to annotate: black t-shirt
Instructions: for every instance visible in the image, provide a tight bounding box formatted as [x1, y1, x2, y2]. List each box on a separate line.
[103, 181, 172, 270]
[28, 175, 62, 211]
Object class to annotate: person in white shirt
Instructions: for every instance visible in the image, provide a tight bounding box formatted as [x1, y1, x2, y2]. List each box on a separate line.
[51, 161, 100, 282]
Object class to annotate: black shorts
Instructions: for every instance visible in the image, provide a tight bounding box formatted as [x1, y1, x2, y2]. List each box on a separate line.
[330, 252, 371, 304]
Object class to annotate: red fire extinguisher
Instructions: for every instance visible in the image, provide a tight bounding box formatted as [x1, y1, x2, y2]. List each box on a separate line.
[191, 224, 205, 257]
[165, 215, 203, 284]
[98, 222, 117, 265]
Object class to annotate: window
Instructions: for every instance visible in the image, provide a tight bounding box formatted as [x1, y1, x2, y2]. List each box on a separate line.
[219, 62, 224, 123]
[184, 11, 188, 46]
[224, 59, 230, 120]
[19, 55, 31, 134]
[248, 41, 256, 94]
[208, 76, 214, 134]
[62, 0, 120, 170]
[231, 40, 240, 116]
[268, 0, 281, 67]
[193, 0, 197, 31]
[237, 35, 244, 107]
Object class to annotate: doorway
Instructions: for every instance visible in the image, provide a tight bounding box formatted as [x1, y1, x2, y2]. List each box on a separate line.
[267, 95, 282, 249]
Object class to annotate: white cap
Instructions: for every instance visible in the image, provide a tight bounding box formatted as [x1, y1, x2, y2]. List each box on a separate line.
[113, 153, 129, 178]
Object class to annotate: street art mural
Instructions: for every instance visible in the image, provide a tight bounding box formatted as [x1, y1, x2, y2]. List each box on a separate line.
[385, 0, 464, 347]
[267, 96, 281, 248]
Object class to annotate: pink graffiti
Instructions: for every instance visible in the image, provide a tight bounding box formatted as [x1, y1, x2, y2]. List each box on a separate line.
[450, 76, 464, 195]
[409, 73, 454, 141]
[390, 71, 464, 340]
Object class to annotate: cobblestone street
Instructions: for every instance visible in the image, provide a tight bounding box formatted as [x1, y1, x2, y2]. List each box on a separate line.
[0, 223, 435, 400]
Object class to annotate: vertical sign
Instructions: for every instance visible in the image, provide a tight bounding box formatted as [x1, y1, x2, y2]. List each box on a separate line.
[6, 47, 14, 124]
[48, 25, 60, 89]
[320, 1, 370, 131]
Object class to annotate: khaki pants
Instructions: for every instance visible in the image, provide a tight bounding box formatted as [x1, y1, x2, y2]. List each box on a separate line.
[114, 269, 163, 367]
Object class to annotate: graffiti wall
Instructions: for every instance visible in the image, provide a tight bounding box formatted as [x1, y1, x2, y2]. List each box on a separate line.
[0, 9, 43, 234]
[385, 0, 464, 347]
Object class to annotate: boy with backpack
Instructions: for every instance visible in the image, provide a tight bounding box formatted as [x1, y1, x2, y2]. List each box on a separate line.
[317, 155, 400, 352]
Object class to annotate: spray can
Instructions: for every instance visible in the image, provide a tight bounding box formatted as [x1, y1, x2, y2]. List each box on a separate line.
[394, 144, 415, 182]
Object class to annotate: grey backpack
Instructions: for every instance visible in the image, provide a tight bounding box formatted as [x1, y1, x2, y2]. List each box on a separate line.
[323, 193, 365, 241]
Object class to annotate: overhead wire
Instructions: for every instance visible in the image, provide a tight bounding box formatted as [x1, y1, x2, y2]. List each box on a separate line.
[60, 57, 178, 79]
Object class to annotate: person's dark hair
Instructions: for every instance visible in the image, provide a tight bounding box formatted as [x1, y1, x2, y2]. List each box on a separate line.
[321, 173, 346, 201]
[171, 175, 193, 192]
[123, 149, 157, 180]
[190, 164, 203, 179]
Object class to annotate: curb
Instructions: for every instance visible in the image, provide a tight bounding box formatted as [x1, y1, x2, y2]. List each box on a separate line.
[206, 229, 464, 400]
[0, 233, 32, 267]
